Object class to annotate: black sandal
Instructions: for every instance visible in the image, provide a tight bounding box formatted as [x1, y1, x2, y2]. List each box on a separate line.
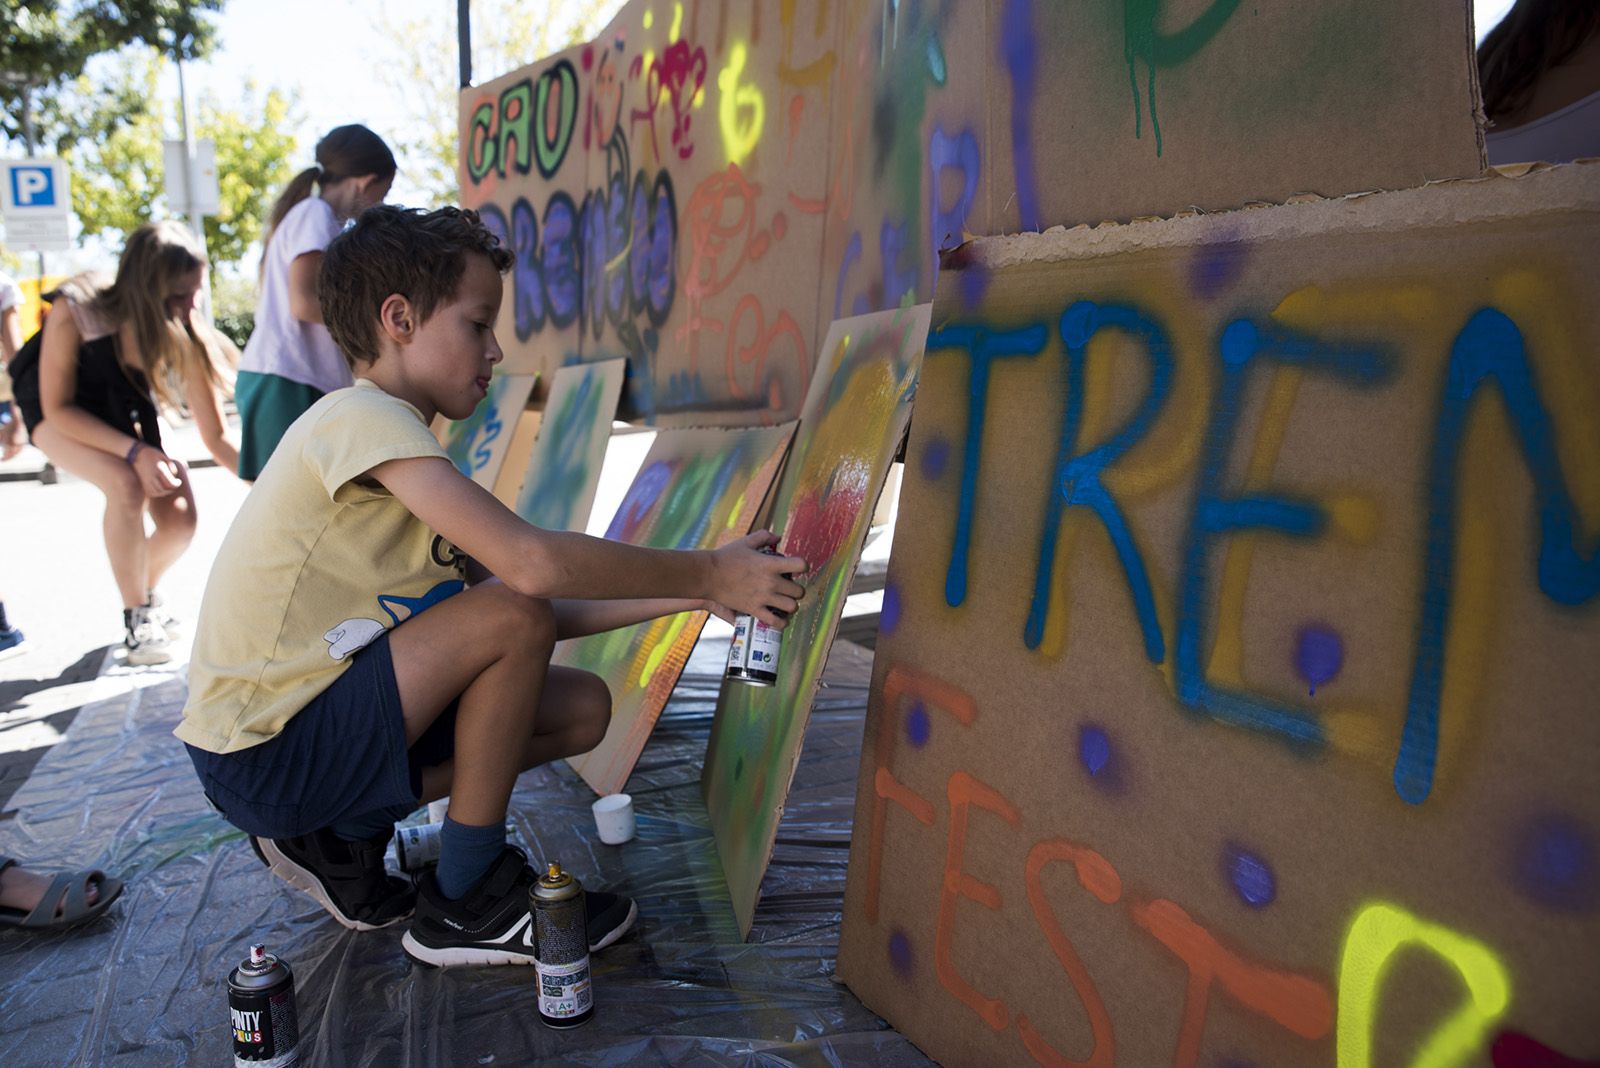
[0, 854, 124, 930]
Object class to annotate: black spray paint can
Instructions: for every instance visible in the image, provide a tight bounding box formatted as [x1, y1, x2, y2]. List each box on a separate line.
[531, 862, 594, 1028]
[725, 547, 784, 686]
[228, 943, 299, 1066]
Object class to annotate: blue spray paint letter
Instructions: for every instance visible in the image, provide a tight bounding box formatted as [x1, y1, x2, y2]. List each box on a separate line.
[928, 126, 980, 291]
[1025, 301, 1171, 662]
[1397, 308, 1600, 804]
[1175, 318, 1391, 748]
[926, 322, 1048, 608]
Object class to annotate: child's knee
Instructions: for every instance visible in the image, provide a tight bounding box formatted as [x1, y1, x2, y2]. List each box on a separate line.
[490, 587, 556, 651]
[574, 674, 612, 750]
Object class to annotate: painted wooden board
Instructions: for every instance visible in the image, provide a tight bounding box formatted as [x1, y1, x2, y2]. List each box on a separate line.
[703, 303, 930, 936]
[440, 372, 538, 489]
[558, 422, 795, 795]
[514, 358, 627, 531]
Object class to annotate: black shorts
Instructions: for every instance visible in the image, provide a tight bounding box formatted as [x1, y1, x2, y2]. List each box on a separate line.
[185, 633, 458, 839]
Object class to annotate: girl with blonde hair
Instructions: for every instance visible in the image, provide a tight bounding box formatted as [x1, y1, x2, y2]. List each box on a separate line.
[10, 220, 240, 664]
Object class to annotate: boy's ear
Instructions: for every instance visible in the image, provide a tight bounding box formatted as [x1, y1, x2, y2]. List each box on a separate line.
[378, 293, 415, 344]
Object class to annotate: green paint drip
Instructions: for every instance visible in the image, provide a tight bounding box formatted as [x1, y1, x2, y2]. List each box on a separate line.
[1120, 0, 1241, 157]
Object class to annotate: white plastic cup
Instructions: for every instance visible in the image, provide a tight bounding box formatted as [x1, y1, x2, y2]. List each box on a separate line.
[591, 793, 635, 845]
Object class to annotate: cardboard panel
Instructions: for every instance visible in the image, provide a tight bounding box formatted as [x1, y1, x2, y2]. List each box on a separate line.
[837, 164, 1600, 1066]
[439, 372, 538, 489]
[987, 1, 1483, 233]
[703, 303, 930, 936]
[513, 358, 628, 531]
[458, 44, 592, 385]
[464, 1, 1480, 428]
[559, 422, 795, 796]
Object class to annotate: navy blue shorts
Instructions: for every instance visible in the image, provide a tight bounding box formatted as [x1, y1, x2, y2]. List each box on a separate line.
[186, 633, 457, 839]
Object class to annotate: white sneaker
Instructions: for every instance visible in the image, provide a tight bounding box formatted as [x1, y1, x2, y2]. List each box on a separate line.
[124, 606, 172, 666]
[145, 590, 181, 637]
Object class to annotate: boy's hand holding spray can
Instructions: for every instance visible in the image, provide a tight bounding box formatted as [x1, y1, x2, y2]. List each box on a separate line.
[726, 542, 796, 687]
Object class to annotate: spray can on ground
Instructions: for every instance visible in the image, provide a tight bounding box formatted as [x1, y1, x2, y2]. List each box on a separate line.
[395, 821, 515, 872]
[228, 943, 299, 1067]
[531, 862, 594, 1028]
[725, 546, 786, 687]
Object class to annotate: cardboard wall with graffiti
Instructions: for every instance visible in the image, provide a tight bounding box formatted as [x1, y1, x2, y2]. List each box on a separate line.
[458, 0, 1481, 426]
[836, 164, 1600, 1066]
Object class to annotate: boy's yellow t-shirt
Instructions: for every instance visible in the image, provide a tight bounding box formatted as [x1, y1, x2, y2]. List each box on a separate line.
[177, 379, 466, 753]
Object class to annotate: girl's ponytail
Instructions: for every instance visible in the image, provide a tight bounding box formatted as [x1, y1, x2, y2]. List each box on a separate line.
[256, 125, 394, 270]
[259, 165, 322, 269]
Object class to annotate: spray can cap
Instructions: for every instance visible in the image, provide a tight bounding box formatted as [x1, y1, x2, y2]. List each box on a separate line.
[249, 943, 267, 967]
[538, 861, 574, 891]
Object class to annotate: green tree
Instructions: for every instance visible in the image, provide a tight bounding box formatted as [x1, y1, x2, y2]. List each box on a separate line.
[1, 0, 223, 149]
[371, 0, 624, 203]
[63, 51, 300, 269]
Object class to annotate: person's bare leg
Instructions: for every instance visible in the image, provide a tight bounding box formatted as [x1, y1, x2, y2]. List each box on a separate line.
[414, 666, 612, 804]
[31, 425, 151, 609]
[385, 582, 557, 827]
[0, 863, 100, 914]
[144, 467, 197, 591]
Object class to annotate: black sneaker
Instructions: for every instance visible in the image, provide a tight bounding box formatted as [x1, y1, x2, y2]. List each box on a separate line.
[401, 848, 639, 968]
[250, 828, 415, 931]
[585, 889, 637, 952]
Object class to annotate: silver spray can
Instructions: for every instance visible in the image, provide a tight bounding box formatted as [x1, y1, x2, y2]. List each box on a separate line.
[227, 943, 299, 1066]
[531, 862, 594, 1028]
[725, 547, 784, 686]
[394, 821, 514, 872]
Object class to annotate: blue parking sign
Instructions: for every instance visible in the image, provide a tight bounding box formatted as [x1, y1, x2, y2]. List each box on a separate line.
[9, 165, 57, 209]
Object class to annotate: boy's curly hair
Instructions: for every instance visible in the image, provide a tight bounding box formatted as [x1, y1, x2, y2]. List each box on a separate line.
[319, 205, 513, 369]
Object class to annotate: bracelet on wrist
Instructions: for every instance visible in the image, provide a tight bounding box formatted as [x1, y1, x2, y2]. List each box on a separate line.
[124, 440, 144, 466]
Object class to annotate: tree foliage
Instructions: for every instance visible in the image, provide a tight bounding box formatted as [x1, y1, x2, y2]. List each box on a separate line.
[51, 51, 300, 269]
[370, 0, 624, 204]
[1, 0, 224, 144]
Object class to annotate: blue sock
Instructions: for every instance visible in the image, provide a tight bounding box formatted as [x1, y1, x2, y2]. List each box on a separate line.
[436, 816, 508, 899]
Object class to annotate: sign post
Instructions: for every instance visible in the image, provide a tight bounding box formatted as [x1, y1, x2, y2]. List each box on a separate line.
[1, 157, 74, 254]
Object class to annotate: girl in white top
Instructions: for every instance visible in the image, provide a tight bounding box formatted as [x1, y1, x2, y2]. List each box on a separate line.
[1478, 0, 1600, 166]
[237, 124, 395, 480]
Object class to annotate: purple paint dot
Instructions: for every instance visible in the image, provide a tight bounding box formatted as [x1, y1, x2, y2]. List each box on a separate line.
[1222, 844, 1276, 909]
[958, 264, 991, 309]
[906, 702, 931, 748]
[1512, 813, 1598, 913]
[920, 436, 951, 481]
[881, 582, 902, 635]
[888, 928, 914, 977]
[1189, 239, 1249, 300]
[1078, 725, 1111, 777]
[1294, 624, 1344, 696]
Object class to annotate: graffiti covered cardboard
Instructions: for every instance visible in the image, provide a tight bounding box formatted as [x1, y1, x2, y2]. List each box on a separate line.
[559, 422, 794, 796]
[439, 372, 539, 490]
[984, 1, 1484, 234]
[703, 303, 930, 937]
[837, 163, 1600, 1066]
[459, 1, 1480, 428]
[513, 358, 627, 531]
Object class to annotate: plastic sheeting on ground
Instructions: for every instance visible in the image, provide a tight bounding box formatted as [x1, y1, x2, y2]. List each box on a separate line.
[0, 636, 933, 1067]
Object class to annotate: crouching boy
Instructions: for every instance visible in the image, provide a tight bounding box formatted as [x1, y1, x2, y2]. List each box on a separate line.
[176, 205, 804, 966]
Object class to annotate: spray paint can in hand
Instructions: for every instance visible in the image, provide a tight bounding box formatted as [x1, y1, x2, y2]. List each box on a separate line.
[725, 546, 786, 687]
[228, 943, 299, 1067]
[531, 862, 594, 1028]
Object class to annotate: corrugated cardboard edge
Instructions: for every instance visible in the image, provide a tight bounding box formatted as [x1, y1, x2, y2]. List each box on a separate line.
[948, 159, 1600, 273]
